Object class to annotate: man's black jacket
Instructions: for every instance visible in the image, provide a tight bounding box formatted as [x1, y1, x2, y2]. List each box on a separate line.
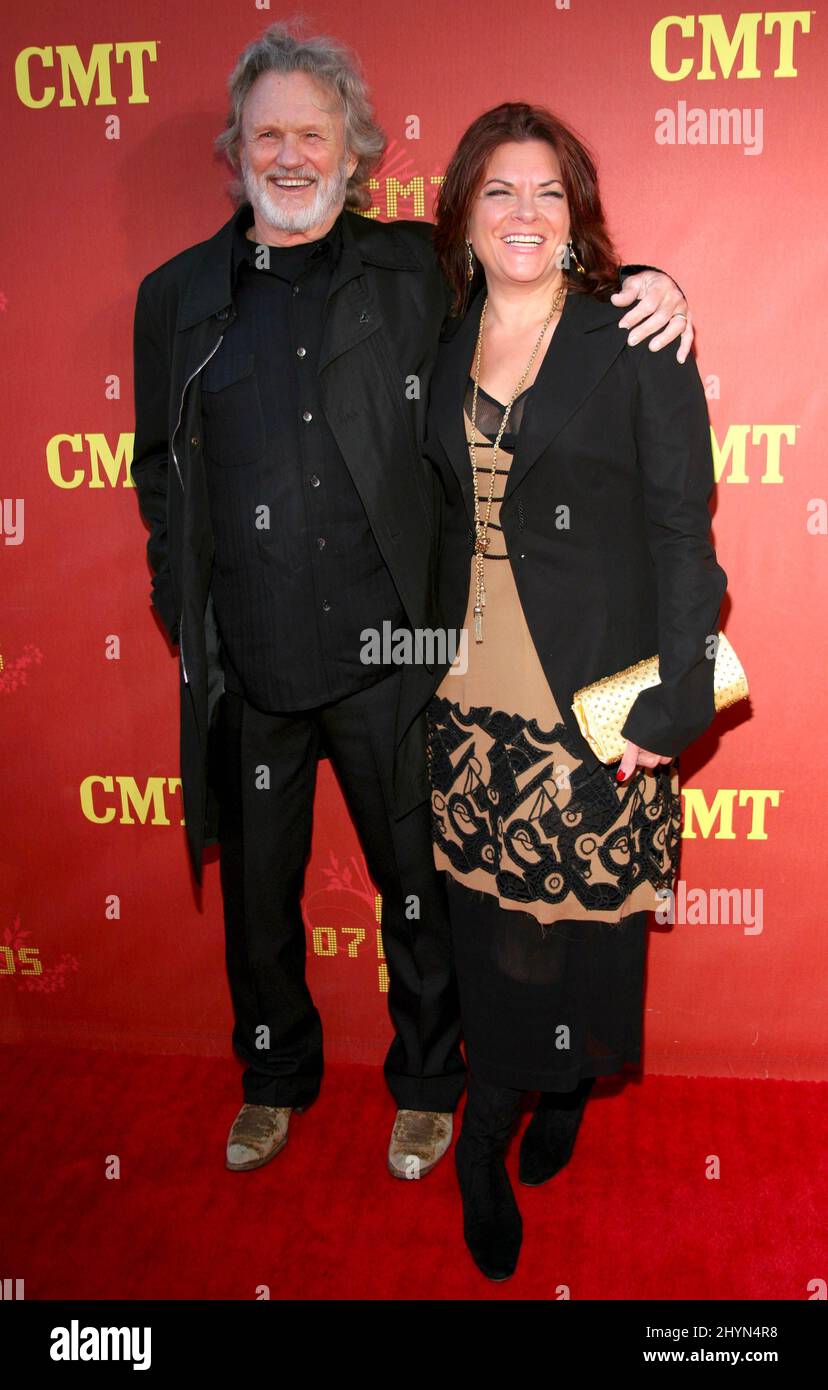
[132, 206, 449, 884]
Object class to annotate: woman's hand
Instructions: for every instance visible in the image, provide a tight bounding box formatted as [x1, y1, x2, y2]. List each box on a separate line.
[615, 739, 674, 782]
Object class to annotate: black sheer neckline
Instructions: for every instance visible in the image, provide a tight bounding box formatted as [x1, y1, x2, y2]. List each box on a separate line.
[464, 375, 532, 444]
[467, 376, 533, 409]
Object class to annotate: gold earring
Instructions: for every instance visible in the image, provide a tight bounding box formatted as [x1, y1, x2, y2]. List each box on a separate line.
[466, 239, 475, 281]
[567, 237, 585, 275]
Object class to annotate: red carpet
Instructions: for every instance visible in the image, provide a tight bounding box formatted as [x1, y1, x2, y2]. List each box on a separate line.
[2, 1045, 824, 1300]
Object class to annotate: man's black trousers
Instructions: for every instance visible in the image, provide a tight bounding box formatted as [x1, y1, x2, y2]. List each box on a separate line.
[209, 667, 466, 1113]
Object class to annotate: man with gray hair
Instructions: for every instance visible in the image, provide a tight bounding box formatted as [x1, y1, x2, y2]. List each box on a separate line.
[131, 21, 692, 1180]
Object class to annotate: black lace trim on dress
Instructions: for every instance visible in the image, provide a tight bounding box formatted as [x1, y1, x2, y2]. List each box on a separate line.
[426, 695, 682, 918]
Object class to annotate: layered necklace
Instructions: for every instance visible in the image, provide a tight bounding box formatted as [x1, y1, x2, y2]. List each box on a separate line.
[469, 281, 567, 642]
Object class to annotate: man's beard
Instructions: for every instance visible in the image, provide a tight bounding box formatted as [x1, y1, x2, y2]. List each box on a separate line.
[241, 155, 350, 234]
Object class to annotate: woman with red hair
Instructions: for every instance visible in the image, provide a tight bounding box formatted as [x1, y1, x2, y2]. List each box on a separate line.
[422, 104, 727, 1280]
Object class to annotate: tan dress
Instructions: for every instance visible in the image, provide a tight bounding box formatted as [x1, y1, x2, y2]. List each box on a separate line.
[426, 383, 682, 929]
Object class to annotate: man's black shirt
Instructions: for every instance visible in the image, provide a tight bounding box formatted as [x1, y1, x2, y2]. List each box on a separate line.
[201, 201, 407, 712]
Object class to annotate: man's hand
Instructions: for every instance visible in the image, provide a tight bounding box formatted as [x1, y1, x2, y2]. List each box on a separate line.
[611, 271, 693, 363]
[615, 739, 674, 782]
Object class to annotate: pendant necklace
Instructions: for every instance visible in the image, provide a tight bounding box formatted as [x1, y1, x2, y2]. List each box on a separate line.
[468, 281, 567, 642]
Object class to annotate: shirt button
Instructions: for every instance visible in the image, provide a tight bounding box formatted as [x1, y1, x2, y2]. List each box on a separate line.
[302, 410, 313, 422]
[190, 436, 199, 447]
[296, 346, 306, 358]
[309, 474, 320, 488]
[317, 537, 326, 549]
[322, 600, 331, 613]
[293, 285, 300, 295]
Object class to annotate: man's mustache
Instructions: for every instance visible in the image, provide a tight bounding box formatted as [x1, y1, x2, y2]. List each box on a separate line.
[263, 168, 319, 183]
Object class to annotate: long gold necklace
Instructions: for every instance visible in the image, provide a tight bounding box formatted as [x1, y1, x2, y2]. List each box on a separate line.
[469, 281, 567, 642]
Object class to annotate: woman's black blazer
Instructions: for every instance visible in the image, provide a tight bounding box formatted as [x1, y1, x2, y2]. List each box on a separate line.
[414, 283, 729, 776]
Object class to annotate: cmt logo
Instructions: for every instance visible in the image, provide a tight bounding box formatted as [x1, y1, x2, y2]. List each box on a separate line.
[80, 777, 184, 827]
[682, 788, 782, 840]
[651, 12, 811, 80]
[47, 434, 135, 488]
[362, 174, 445, 219]
[15, 43, 157, 108]
[711, 425, 797, 483]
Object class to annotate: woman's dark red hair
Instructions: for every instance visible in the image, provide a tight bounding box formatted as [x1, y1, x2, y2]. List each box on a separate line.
[434, 102, 621, 315]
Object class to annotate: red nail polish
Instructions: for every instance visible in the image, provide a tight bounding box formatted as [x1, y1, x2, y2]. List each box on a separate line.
[616, 769, 627, 782]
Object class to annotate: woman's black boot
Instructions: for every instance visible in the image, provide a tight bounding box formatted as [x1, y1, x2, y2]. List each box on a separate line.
[518, 1075, 596, 1186]
[455, 1073, 523, 1281]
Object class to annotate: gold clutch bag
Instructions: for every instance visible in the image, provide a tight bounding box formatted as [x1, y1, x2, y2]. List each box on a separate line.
[570, 630, 749, 763]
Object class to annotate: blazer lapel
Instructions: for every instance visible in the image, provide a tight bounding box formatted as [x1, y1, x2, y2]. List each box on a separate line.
[317, 209, 422, 374]
[433, 286, 486, 526]
[504, 291, 630, 501]
[432, 287, 631, 520]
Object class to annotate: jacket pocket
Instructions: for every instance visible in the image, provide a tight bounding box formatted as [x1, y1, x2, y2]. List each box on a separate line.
[200, 351, 266, 466]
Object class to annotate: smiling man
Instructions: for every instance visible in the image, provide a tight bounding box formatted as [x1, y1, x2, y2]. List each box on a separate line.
[131, 21, 692, 1182]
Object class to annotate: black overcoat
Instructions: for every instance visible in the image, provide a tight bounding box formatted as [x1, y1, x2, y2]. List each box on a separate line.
[132, 207, 450, 883]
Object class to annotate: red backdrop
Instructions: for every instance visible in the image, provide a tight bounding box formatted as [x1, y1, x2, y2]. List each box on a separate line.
[2, 0, 826, 1079]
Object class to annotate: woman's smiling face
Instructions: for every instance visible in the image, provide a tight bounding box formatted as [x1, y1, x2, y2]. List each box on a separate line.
[467, 139, 571, 289]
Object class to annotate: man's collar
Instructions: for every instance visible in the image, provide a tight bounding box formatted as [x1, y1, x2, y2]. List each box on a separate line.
[230, 201, 344, 284]
[177, 200, 423, 333]
[230, 202, 254, 280]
